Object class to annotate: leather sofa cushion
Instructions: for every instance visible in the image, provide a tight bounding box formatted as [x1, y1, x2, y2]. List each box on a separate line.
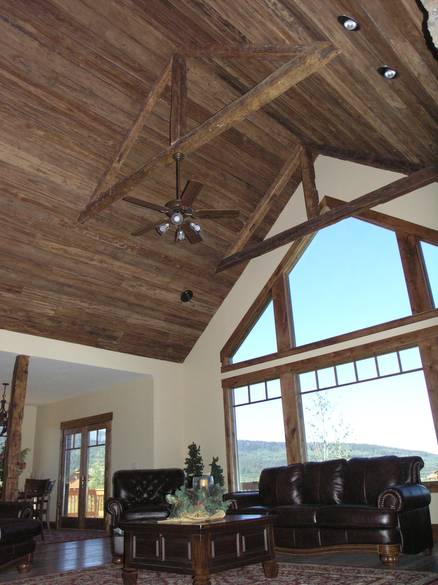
[344, 457, 401, 506]
[259, 466, 283, 506]
[274, 505, 319, 527]
[318, 505, 398, 529]
[302, 459, 346, 505]
[276, 465, 303, 505]
[0, 518, 42, 545]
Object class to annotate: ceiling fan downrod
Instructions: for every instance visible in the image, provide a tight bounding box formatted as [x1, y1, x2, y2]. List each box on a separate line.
[174, 152, 184, 202]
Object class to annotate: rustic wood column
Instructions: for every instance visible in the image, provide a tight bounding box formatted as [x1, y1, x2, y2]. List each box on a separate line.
[419, 338, 438, 442]
[396, 233, 433, 313]
[2, 355, 29, 501]
[280, 371, 305, 464]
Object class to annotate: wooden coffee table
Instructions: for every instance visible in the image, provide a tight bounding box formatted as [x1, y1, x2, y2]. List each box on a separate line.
[119, 514, 278, 585]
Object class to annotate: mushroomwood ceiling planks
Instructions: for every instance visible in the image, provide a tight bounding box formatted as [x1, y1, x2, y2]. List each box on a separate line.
[0, 0, 436, 361]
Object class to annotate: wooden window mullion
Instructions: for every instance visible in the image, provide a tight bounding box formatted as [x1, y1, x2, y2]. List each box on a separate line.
[396, 232, 433, 313]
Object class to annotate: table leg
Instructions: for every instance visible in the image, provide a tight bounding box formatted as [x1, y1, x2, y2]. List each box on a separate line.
[191, 534, 211, 585]
[263, 559, 279, 578]
[122, 567, 138, 585]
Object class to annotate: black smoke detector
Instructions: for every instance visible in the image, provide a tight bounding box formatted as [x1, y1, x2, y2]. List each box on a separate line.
[180, 290, 193, 302]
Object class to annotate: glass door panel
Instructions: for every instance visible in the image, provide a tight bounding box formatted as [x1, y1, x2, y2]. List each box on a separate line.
[61, 431, 82, 520]
[58, 418, 111, 529]
[85, 428, 106, 520]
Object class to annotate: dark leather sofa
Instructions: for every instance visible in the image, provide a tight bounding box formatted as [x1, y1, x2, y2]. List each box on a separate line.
[0, 501, 42, 572]
[105, 467, 185, 562]
[226, 456, 433, 565]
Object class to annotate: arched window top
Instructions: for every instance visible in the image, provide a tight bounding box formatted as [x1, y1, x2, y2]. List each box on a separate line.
[288, 218, 412, 346]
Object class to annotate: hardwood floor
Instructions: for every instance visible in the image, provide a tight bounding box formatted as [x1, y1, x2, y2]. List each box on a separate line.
[0, 538, 436, 582]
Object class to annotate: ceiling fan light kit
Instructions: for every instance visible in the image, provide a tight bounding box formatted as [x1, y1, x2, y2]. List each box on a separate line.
[125, 152, 240, 245]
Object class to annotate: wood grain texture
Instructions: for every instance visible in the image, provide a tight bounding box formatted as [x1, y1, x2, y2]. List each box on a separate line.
[397, 233, 434, 313]
[170, 54, 187, 144]
[218, 166, 438, 271]
[0, 0, 436, 362]
[2, 355, 29, 501]
[301, 147, 319, 218]
[78, 42, 339, 221]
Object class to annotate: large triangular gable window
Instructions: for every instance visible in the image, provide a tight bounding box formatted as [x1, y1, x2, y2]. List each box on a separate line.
[288, 217, 412, 346]
[232, 300, 277, 364]
[421, 241, 438, 308]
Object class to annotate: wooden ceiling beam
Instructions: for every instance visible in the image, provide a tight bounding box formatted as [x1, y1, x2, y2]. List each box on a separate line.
[182, 44, 328, 60]
[301, 147, 319, 218]
[322, 196, 438, 244]
[217, 165, 438, 272]
[304, 142, 424, 175]
[226, 146, 303, 257]
[78, 42, 339, 223]
[170, 54, 187, 144]
[86, 60, 171, 207]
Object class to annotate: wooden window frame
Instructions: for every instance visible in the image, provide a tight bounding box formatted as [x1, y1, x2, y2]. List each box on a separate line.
[223, 329, 438, 492]
[221, 207, 438, 371]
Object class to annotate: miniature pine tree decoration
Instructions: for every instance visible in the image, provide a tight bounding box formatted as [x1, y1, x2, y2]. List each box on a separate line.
[184, 442, 204, 479]
[210, 456, 225, 487]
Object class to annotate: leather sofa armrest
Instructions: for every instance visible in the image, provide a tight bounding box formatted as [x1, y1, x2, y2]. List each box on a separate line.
[224, 491, 263, 511]
[105, 498, 126, 527]
[378, 484, 431, 512]
[0, 502, 33, 519]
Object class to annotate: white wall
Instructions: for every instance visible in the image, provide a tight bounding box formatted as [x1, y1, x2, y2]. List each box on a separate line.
[33, 376, 154, 520]
[183, 157, 438, 514]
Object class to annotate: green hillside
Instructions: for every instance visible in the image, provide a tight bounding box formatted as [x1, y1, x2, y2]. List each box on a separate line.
[237, 440, 438, 484]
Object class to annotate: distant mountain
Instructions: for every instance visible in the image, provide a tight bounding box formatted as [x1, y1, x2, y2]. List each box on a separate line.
[237, 440, 438, 484]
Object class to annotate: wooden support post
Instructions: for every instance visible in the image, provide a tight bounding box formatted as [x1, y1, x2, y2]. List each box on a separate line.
[170, 54, 187, 144]
[396, 233, 433, 313]
[419, 337, 438, 443]
[301, 147, 319, 218]
[280, 371, 305, 464]
[2, 355, 29, 501]
[272, 274, 294, 351]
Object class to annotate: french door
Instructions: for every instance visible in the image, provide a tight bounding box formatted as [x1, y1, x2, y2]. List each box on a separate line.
[58, 413, 112, 529]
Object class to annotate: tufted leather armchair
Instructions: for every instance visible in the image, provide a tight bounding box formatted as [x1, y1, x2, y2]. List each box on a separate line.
[105, 468, 185, 563]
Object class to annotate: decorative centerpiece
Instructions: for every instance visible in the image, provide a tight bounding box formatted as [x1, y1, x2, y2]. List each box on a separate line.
[164, 484, 231, 523]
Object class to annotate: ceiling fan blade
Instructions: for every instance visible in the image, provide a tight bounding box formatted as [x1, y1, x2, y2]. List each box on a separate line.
[194, 209, 240, 219]
[182, 222, 203, 244]
[123, 196, 168, 214]
[131, 224, 152, 236]
[181, 181, 203, 207]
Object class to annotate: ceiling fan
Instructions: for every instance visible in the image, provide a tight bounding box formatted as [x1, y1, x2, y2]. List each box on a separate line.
[124, 153, 240, 243]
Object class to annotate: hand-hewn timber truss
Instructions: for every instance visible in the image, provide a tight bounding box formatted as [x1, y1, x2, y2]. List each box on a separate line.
[78, 42, 437, 276]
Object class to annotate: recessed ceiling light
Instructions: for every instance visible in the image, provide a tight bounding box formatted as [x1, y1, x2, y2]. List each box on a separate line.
[180, 290, 193, 303]
[338, 15, 360, 31]
[378, 66, 398, 80]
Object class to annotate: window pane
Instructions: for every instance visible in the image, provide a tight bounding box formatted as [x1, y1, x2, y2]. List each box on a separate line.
[65, 434, 74, 450]
[74, 433, 81, 449]
[288, 219, 411, 346]
[421, 242, 438, 308]
[356, 357, 377, 381]
[301, 370, 438, 481]
[232, 301, 278, 363]
[234, 399, 287, 490]
[316, 367, 336, 389]
[86, 445, 105, 519]
[298, 371, 317, 393]
[266, 379, 281, 399]
[377, 352, 400, 376]
[97, 429, 106, 445]
[233, 386, 249, 406]
[250, 382, 266, 402]
[335, 362, 356, 386]
[88, 430, 97, 447]
[399, 347, 422, 371]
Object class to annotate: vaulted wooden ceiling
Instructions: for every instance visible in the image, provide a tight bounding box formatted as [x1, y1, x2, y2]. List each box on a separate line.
[0, 0, 436, 362]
